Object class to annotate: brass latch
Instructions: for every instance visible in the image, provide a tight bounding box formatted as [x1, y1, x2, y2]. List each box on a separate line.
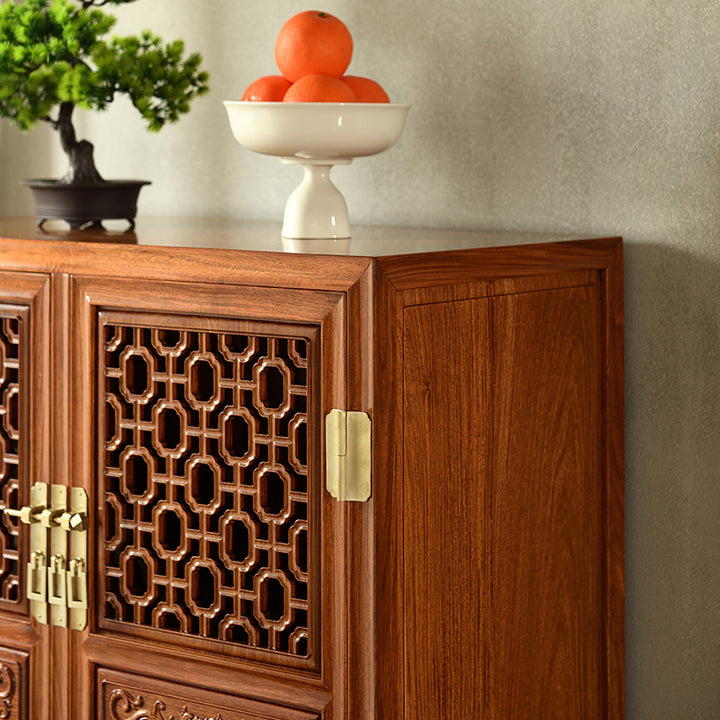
[67, 558, 88, 612]
[48, 554, 67, 608]
[26, 551, 47, 605]
[325, 409, 372, 502]
[1, 482, 88, 629]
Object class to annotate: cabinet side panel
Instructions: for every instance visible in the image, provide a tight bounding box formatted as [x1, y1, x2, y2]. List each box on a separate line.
[403, 298, 492, 720]
[402, 283, 607, 720]
[490, 285, 604, 719]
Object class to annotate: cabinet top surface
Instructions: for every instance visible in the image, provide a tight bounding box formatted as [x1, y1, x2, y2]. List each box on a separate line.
[0, 216, 598, 258]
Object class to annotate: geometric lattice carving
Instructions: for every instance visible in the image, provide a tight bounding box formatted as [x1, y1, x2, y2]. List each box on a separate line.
[0, 315, 22, 606]
[101, 322, 311, 657]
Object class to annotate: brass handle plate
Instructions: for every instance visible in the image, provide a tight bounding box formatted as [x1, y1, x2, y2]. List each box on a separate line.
[2, 482, 88, 629]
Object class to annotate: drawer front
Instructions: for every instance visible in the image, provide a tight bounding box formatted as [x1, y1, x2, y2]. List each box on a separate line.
[99, 669, 319, 720]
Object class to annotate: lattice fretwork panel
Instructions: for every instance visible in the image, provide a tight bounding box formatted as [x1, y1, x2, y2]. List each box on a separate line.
[0, 315, 22, 606]
[101, 320, 312, 658]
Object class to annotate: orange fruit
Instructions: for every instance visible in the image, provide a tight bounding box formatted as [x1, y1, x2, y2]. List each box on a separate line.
[241, 75, 292, 101]
[342, 75, 390, 103]
[275, 10, 353, 83]
[283, 74, 357, 103]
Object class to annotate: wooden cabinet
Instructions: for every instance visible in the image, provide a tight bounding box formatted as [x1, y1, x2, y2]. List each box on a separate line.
[0, 219, 624, 720]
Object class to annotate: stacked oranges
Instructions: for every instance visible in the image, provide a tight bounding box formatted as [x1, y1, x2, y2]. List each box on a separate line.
[241, 11, 390, 103]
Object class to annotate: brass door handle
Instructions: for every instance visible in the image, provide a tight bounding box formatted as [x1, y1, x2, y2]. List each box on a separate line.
[26, 551, 47, 603]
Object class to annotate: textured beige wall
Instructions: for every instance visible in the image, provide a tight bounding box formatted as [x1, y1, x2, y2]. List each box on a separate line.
[1, 1, 719, 717]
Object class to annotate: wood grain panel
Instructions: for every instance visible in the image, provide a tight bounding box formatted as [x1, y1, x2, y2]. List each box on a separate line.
[0, 227, 372, 294]
[402, 282, 608, 719]
[84, 635, 332, 713]
[72, 276, 343, 328]
[402, 297, 492, 719]
[371, 266, 405, 720]
[333, 265, 375, 720]
[489, 285, 604, 719]
[379, 237, 622, 291]
[395, 269, 596, 309]
[598, 238, 625, 720]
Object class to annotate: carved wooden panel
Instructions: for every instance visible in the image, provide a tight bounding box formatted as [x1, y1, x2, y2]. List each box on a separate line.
[0, 648, 27, 720]
[99, 669, 320, 720]
[0, 314, 22, 608]
[0, 662, 18, 720]
[99, 315, 314, 661]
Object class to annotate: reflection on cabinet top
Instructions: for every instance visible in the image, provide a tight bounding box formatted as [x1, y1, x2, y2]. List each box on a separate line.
[0, 216, 612, 254]
[0, 216, 621, 293]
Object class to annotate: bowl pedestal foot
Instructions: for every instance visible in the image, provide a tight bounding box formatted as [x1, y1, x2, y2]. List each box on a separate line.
[281, 158, 352, 243]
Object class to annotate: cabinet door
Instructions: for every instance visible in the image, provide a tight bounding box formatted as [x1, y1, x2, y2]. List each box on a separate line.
[66, 275, 350, 720]
[0, 271, 51, 720]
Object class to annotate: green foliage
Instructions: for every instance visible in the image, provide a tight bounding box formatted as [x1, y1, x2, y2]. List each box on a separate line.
[0, 0, 209, 131]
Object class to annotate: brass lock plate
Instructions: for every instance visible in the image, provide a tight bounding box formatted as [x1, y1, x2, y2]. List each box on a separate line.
[28, 482, 48, 625]
[2, 482, 88, 629]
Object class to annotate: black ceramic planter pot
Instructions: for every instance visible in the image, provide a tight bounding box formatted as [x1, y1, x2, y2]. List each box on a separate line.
[22, 179, 150, 230]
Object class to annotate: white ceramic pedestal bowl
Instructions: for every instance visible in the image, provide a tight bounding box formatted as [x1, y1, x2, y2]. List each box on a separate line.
[224, 102, 409, 247]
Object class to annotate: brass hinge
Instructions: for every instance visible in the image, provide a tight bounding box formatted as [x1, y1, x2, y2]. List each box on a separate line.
[2, 482, 88, 629]
[325, 409, 372, 502]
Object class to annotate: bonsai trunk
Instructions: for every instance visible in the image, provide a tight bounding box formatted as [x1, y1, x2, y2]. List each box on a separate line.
[56, 102, 104, 184]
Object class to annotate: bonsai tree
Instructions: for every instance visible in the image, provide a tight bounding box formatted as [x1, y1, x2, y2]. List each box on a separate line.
[0, 0, 209, 183]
